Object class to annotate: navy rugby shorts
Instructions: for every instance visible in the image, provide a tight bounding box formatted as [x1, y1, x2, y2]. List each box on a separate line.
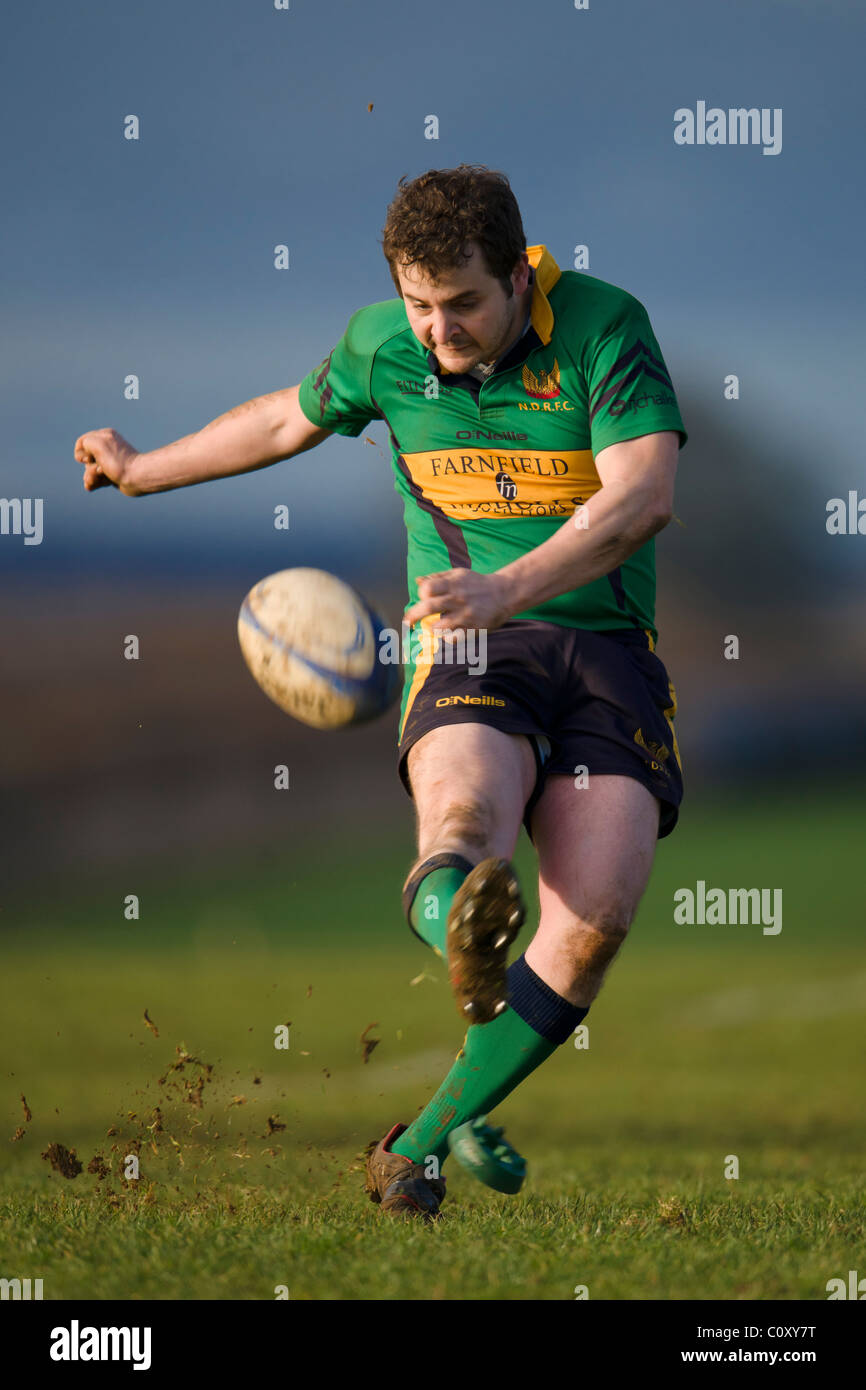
[396, 619, 683, 838]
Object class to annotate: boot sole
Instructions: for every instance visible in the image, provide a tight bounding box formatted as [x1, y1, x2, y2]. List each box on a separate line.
[446, 858, 525, 1025]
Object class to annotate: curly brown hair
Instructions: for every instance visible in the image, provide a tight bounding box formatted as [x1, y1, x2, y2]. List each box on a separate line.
[381, 164, 526, 297]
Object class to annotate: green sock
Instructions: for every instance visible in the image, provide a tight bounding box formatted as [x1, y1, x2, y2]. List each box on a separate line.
[408, 866, 468, 957]
[391, 1007, 558, 1166]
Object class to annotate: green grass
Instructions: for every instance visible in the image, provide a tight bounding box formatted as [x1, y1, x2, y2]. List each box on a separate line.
[1, 785, 864, 1299]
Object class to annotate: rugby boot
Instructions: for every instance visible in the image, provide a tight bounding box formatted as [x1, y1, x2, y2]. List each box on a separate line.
[364, 1122, 446, 1220]
[447, 857, 525, 1024]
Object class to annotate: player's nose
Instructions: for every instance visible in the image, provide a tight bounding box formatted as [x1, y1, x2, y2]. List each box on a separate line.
[431, 311, 459, 346]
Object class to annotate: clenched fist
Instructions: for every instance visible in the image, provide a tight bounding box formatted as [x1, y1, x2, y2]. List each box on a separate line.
[403, 568, 513, 635]
[74, 428, 142, 495]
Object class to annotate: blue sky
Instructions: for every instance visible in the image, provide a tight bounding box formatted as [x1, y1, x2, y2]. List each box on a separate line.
[2, 0, 864, 578]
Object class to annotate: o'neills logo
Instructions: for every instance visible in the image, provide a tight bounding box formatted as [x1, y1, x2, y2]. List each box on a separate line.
[522, 359, 560, 399]
[435, 695, 505, 707]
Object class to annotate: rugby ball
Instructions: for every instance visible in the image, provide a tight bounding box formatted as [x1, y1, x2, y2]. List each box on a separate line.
[237, 568, 401, 729]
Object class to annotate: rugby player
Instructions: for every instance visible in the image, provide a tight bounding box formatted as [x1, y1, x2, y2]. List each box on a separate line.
[75, 164, 687, 1222]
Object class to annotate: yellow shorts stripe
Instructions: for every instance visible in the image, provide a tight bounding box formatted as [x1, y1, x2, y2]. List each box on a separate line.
[663, 680, 682, 772]
[398, 616, 441, 741]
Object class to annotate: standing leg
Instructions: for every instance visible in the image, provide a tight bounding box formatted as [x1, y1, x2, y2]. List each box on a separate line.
[526, 773, 660, 1006]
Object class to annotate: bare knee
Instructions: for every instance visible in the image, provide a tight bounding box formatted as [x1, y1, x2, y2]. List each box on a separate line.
[417, 793, 497, 862]
[526, 901, 636, 1006]
[581, 904, 634, 948]
[553, 911, 631, 978]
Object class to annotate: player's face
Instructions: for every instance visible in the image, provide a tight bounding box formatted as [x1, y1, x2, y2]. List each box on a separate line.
[397, 243, 530, 372]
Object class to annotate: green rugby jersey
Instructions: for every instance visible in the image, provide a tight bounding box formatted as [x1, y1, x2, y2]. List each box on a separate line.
[297, 244, 687, 643]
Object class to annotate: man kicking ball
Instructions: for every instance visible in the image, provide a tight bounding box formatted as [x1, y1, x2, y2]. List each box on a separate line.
[75, 163, 687, 1221]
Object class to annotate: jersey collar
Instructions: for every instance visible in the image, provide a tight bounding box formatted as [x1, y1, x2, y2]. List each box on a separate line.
[424, 243, 560, 379]
[526, 243, 560, 347]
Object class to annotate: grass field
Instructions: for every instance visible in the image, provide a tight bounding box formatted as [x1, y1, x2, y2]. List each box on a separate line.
[2, 786, 864, 1300]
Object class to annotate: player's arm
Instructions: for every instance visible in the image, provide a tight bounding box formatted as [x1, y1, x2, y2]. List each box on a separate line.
[74, 384, 333, 496]
[493, 429, 678, 611]
[405, 430, 679, 630]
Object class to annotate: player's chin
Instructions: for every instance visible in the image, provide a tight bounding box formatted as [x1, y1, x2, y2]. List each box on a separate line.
[438, 346, 475, 361]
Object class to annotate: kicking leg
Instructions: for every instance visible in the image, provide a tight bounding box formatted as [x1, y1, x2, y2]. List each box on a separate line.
[391, 774, 661, 1176]
[400, 722, 535, 960]
[368, 722, 535, 1210]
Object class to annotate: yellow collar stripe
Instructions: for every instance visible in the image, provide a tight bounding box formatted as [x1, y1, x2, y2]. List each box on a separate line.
[526, 244, 561, 346]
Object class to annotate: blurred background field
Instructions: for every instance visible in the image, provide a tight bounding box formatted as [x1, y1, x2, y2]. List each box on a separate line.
[2, 789, 865, 1299]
